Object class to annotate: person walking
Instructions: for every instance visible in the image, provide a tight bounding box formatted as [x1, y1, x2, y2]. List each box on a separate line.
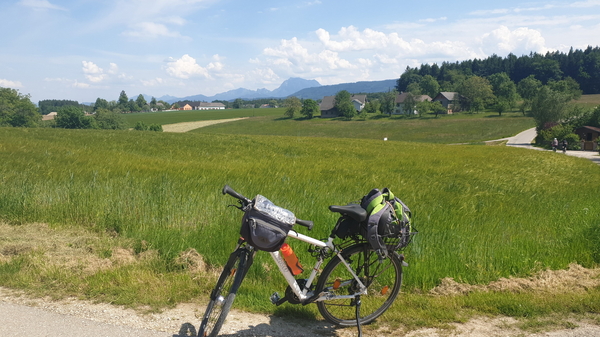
[562, 139, 568, 153]
[552, 138, 559, 152]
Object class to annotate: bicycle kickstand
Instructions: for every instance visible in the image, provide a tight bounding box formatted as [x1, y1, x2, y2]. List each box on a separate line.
[355, 294, 363, 337]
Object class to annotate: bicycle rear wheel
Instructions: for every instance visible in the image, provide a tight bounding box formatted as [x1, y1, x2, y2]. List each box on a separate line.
[198, 248, 249, 337]
[316, 244, 403, 326]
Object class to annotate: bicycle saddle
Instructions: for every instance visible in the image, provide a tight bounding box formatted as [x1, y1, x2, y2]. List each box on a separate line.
[329, 204, 367, 222]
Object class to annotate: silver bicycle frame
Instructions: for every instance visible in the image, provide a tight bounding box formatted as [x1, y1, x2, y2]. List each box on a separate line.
[268, 231, 367, 303]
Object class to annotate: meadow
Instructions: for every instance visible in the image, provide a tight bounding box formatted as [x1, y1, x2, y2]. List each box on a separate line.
[192, 111, 535, 144]
[0, 124, 599, 330]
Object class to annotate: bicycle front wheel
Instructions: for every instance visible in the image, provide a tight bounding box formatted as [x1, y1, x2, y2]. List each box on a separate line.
[198, 248, 249, 337]
[316, 244, 403, 326]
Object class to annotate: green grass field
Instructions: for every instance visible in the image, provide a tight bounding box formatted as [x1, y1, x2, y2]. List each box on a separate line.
[192, 112, 535, 144]
[574, 94, 600, 108]
[0, 125, 598, 329]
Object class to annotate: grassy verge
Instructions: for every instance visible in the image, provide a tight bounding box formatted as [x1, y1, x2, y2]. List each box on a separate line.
[192, 112, 535, 144]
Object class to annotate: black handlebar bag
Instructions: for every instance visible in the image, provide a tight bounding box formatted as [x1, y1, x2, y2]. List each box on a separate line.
[240, 195, 296, 252]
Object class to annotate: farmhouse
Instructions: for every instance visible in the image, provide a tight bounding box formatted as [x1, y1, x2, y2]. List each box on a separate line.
[432, 92, 459, 114]
[173, 102, 226, 110]
[575, 126, 600, 151]
[319, 94, 367, 118]
[394, 93, 432, 114]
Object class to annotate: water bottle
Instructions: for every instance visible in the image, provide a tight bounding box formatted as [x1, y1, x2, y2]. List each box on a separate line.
[280, 243, 303, 275]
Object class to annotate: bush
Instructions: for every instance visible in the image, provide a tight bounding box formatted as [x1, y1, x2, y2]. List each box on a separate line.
[148, 124, 163, 132]
[94, 109, 126, 130]
[134, 121, 148, 131]
[537, 124, 581, 150]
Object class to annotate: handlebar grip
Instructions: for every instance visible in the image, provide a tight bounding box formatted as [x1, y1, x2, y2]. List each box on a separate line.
[222, 185, 251, 204]
[296, 219, 314, 231]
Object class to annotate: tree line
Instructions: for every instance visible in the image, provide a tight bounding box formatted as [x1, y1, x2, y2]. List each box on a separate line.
[396, 46, 600, 94]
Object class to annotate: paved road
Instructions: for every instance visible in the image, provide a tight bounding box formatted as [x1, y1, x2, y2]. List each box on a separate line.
[0, 302, 171, 337]
[505, 127, 600, 165]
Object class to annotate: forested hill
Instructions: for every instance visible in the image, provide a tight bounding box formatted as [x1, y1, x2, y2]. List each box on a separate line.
[397, 46, 600, 94]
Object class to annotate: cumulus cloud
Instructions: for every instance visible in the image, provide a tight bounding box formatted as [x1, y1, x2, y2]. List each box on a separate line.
[480, 25, 549, 55]
[0, 79, 23, 88]
[82, 61, 107, 83]
[141, 78, 164, 86]
[166, 54, 211, 79]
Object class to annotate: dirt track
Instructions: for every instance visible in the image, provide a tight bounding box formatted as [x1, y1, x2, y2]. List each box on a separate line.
[161, 118, 248, 133]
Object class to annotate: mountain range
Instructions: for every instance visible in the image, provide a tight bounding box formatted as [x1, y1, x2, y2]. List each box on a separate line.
[155, 77, 398, 103]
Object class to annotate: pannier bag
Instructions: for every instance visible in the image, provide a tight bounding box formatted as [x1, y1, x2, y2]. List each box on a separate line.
[240, 195, 296, 252]
[360, 188, 412, 259]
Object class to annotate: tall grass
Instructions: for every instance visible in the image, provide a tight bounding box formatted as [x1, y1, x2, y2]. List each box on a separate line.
[1, 126, 598, 294]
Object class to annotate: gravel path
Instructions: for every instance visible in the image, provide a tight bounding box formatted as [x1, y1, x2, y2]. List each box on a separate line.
[162, 118, 248, 133]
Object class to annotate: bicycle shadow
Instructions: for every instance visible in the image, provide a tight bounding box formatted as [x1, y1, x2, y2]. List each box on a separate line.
[173, 314, 344, 337]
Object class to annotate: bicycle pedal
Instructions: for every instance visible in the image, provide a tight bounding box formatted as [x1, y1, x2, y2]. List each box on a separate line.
[270, 292, 281, 304]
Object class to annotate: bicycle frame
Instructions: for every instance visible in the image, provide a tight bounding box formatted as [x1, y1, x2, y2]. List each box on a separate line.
[268, 231, 367, 303]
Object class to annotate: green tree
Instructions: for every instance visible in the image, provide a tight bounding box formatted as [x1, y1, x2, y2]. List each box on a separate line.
[380, 90, 397, 115]
[419, 75, 440, 98]
[94, 108, 126, 130]
[415, 100, 431, 118]
[494, 99, 511, 116]
[284, 96, 302, 118]
[136, 94, 147, 110]
[55, 105, 97, 129]
[548, 77, 582, 101]
[269, 99, 278, 108]
[118, 90, 128, 107]
[300, 99, 319, 119]
[334, 90, 356, 119]
[93, 98, 109, 112]
[363, 100, 381, 114]
[431, 101, 447, 117]
[0, 87, 40, 127]
[150, 97, 157, 107]
[530, 86, 571, 130]
[517, 75, 542, 114]
[232, 98, 243, 109]
[488, 72, 518, 109]
[402, 92, 417, 116]
[458, 76, 495, 112]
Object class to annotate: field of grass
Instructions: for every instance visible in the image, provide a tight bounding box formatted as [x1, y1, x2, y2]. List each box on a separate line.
[0, 126, 598, 330]
[122, 107, 284, 128]
[193, 111, 535, 144]
[574, 94, 600, 108]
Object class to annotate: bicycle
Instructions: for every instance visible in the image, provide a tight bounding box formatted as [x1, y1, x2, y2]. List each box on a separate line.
[198, 185, 410, 337]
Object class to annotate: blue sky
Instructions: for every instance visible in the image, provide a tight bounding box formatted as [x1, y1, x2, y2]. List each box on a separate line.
[1, 0, 599, 104]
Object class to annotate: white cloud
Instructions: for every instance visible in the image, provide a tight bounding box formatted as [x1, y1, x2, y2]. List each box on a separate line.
[122, 22, 186, 39]
[0, 79, 23, 88]
[141, 78, 164, 86]
[480, 26, 549, 55]
[18, 0, 66, 11]
[166, 54, 211, 79]
[108, 63, 119, 75]
[82, 61, 107, 83]
[72, 81, 90, 88]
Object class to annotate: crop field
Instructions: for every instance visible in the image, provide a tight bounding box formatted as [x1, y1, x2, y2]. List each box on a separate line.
[122, 107, 284, 128]
[193, 112, 535, 144]
[0, 125, 598, 327]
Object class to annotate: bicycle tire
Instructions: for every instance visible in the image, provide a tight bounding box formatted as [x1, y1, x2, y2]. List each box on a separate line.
[316, 243, 403, 326]
[198, 248, 248, 337]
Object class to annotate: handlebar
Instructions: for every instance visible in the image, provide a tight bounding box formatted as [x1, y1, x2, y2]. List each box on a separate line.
[222, 185, 313, 230]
